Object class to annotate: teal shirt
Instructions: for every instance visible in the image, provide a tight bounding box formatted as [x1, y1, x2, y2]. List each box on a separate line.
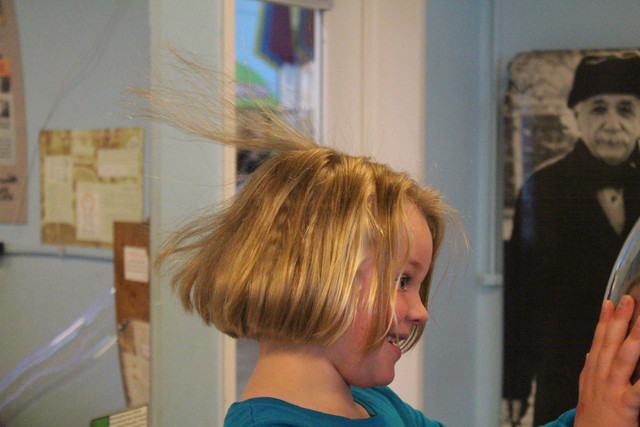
[224, 386, 576, 426]
[541, 408, 575, 427]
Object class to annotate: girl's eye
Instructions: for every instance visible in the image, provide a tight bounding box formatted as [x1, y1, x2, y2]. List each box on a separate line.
[398, 275, 410, 290]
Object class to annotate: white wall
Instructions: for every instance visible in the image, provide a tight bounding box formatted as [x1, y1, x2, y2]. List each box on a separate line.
[323, 0, 428, 409]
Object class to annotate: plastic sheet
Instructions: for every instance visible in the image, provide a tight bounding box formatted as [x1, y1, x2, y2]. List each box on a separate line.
[604, 217, 640, 387]
[0, 287, 117, 424]
[605, 218, 640, 304]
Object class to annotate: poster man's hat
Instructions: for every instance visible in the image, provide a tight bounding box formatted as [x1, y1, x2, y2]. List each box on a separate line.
[568, 54, 640, 108]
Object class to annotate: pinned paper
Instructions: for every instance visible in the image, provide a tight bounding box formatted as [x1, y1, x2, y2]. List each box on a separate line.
[40, 127, 144, 247]
[113, 222, 150, 407]
[124, 246, 149, 284]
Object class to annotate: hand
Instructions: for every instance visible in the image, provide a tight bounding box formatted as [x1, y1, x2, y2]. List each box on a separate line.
[575, 295, 640, 426]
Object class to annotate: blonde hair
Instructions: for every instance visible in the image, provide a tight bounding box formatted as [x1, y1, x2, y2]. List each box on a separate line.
[140, 51, 451, 352]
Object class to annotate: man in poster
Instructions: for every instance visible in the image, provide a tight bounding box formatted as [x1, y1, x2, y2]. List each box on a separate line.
[504, 54, 640, 425]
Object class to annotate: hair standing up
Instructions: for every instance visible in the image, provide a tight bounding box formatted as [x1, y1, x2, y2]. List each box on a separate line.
[136, 50, 451, 352]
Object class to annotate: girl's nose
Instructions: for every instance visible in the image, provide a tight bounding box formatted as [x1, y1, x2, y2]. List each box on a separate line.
[408, 295, 429, 325]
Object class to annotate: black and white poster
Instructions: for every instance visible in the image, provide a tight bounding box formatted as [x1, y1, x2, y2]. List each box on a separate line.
[502, 48, 640, 426]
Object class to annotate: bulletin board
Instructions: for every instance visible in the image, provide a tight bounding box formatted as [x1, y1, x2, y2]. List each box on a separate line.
[0, 0, 27, 223]
[39, 127, 144, 247]
[113, 221, 150, 408]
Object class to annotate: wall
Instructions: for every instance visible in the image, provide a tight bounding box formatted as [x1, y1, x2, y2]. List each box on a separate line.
[423, 1, 486, 426]
[323, 0, 428, 408]
[423, 1, 640, 426]
[0, 1, 149, 425]
[148, 0, 229, 425]
[5, 1, 640, 426]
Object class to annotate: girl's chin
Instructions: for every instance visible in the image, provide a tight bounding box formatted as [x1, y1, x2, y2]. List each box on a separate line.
[348, 369, 396, 389]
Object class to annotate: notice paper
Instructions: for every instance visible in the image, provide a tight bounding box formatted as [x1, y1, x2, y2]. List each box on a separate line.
[40, 127, 144, 247]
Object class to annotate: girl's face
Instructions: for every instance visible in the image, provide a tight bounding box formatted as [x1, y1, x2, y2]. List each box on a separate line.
[325, 202, 432, 388]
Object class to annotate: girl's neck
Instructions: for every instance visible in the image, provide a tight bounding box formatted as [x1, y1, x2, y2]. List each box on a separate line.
[240, 339, 370, 419]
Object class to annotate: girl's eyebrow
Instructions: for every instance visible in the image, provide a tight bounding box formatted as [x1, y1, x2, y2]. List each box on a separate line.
[408, 259, 426, 271]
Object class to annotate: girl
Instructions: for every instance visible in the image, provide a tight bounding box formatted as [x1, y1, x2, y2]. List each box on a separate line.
[142, 55, 640, 426]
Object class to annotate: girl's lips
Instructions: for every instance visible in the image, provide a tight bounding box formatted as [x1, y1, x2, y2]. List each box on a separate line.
[385, 336, 403, 359]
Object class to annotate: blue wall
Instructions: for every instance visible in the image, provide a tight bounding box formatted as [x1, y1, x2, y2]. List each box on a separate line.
[0, 1, 149, 425]
[424, 1, 640, 425]
[424, 1, 485, 425]
[4, 1, 640, 426]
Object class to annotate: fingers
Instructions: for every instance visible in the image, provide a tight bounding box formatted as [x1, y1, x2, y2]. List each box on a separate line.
[625, 318, 640, 411]
[582, 300, 614, 387]
[597, 296, 635, 379]
[575, 296, 640, 425]
[591, 300, 614, 355]
[614, 310, 640, 386]
[579, 353, 587, 392]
